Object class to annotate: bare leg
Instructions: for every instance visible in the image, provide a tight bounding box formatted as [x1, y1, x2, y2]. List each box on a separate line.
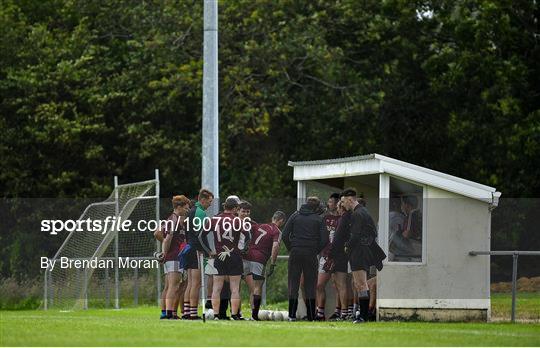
[176, 276, 187, 314]
[229, 275, 242, 315]
[347, 274, 355, 307]
[352, 270, 369, 321]
[165, 272, 181, 311]
[245, 274, 255, 307]
[333, 272, 348, 314]
[188, 268, 201, 309]
[367, 276, 377, 312]
[212, 275, 225, 314]
[161, 276, 169, 311]
[207, 275, 213, 303]
[316, 272, 331, 317]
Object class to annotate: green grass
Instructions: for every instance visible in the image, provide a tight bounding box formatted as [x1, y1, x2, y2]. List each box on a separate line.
[491, 292, 540, 320]
[1, 307, 540, 346]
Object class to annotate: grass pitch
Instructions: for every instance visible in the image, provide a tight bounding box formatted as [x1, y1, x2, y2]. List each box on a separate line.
[1, 306, 539, 346]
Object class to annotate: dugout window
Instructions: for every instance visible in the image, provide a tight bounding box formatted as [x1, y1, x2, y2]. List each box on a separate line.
[387, 176, 425, 263]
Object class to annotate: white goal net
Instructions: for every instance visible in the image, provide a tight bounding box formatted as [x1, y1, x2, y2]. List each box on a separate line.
[44, 172, 160, 310]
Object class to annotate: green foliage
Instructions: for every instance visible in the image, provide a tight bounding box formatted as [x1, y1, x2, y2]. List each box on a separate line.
[0, 0, 539, 279]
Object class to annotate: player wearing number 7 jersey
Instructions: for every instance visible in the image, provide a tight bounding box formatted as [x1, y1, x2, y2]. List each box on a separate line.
[199, 197, 251, 320]
[243, 210, 287, 320]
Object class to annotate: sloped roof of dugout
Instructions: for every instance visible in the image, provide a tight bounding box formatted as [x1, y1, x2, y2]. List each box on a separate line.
[288, 154, 501, 206]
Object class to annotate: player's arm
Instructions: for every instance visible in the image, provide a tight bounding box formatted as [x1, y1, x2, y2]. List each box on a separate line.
[162, 231, 172, 255]
[330, 215, 348, 258]
[198, 227, 214, 256]
[242, 223, 253, 253]
[270, 241, 280, 265]
[317, 218, 329, 254]
[154, 228, 164, 242]
[266, 228, 281, 277]
[198, 216, 217, 256]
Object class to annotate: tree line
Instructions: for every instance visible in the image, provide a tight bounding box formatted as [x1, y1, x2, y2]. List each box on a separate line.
[1, 0, 538, 279]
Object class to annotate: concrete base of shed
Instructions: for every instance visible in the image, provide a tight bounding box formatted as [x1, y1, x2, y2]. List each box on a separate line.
[379, 307, 488, 322]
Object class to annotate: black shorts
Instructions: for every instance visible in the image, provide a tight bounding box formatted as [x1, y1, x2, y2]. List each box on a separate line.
[214, 253, 243, 276]
[332, 254, 349, 273]
[185, 248, 200, 270]
[349, 243, 386, 272]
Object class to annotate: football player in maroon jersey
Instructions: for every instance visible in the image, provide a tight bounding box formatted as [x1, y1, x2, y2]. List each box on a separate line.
[329, 200, 354, 320]
[315, 193, 341, 320]
[161, 195, 190, 319]
[243, 210, 286, 320]
[199, 197, 249, 320]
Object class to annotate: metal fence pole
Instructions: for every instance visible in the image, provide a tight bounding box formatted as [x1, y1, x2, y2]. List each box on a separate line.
[83, 268, 88, 310]
[202, 0, 220, 217]
[134, 267, 139, 306]
[200, 253, 206, 308]
[114, 175, 120, 309]
[262, 279, 267, 306]
[511, 253, 518, 323]
[48, 270, 53, 307]
[155, 169, 161, 306]
[105, 267, 110, 308]
[43, 269, 48, 310]
[469, 250, 540, 322]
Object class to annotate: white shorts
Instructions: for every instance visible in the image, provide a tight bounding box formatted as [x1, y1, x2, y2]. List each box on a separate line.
[243, 260, 265, 278]
[164, 260, 181, 274]
[318, 256, 330, 274]
[205, 258, 218, 276]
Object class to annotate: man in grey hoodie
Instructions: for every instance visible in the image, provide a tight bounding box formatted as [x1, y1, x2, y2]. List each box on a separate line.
[282, 196, 328, 321]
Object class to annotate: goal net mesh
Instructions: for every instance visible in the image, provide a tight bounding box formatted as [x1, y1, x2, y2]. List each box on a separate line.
[45, 179, 159, 310]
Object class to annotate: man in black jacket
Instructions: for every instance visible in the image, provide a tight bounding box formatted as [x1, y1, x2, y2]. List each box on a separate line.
[340, 188, 386, 323]
[282, 197, 328, 321]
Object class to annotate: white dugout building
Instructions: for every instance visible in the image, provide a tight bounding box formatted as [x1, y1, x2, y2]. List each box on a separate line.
[288, 154, 501, 321]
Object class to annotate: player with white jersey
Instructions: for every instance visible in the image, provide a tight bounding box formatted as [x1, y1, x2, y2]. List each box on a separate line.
[243, 210, 286, 320]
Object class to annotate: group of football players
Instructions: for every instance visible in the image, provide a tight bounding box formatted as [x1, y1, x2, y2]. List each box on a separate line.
[154, 187, 385, 323]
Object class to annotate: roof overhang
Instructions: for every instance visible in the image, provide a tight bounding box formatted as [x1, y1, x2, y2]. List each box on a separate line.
[288, 154, 501, 206]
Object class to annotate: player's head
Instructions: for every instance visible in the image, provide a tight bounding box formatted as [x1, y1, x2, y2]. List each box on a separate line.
[172, 195, 191, 216]
[358, 194, 366, 207]
[238, 200, 252, 220]
[306, 196, 321, 213]
[328, 193, 340, 212]
[401, 195, 418, 214]
[390, 195, 401, 212]
[340, 188, 358, 211]
[223, 196, 240, 213]
[271, 210, 286, 228]
[337, 200, 346, 215]
[198, 188, 214, 209]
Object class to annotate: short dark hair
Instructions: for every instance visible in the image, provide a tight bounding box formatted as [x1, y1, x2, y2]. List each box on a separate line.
[223, 197, 239, 210]
[239, 201, 252, 210]
[199, 188, 214, 200]
[306, 196, 321, 212]
[390, 196, 401, 211]
[402, 195, 418, 209]
[340, 188, 357, 198]
[329, 193, 340, 202]
[272, 210, 286, 222]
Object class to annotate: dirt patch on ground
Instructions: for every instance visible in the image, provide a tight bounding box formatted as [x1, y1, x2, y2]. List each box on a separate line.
[491, 276, 540, 292]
